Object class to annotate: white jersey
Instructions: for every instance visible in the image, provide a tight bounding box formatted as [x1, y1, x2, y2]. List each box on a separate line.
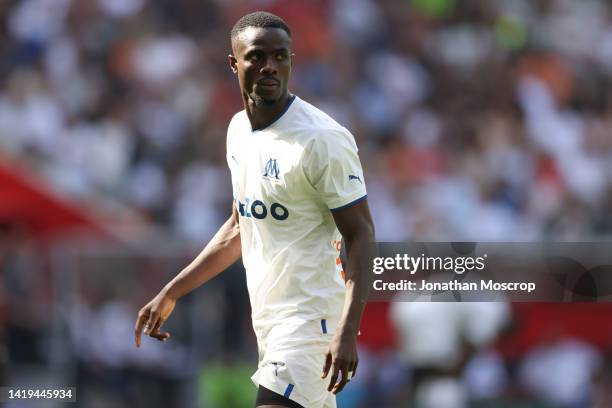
[226, 95, 367, 339]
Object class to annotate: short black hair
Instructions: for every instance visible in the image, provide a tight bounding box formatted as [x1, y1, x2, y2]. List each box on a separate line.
[230, 11, 291, 42]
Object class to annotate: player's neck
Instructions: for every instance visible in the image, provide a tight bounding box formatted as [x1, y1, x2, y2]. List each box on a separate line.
[245, 92, 292, 131]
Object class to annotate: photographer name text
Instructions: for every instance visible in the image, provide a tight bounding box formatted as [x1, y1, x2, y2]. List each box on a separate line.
[372, 279, 536, 293]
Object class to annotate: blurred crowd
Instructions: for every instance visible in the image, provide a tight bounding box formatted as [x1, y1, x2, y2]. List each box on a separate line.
[2, 0, 612, 242]
[2, 0, 612, 407]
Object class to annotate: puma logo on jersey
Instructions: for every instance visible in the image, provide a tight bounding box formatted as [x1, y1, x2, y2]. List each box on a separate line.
[348, 174, 362, 184]
[263, 158, 280, 179]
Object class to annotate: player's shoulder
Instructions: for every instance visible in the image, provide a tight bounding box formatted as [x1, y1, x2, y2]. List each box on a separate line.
[228, 109, 248, 132]
[292, 97, 345, 133]
[291, 97, 356, 146]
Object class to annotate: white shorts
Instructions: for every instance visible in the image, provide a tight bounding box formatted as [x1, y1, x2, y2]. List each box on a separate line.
[251, 319, 338, 408]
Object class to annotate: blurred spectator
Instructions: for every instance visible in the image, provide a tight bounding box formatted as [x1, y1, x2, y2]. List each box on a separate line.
[519, 338, 602, 408]
[391, 301, 511, 407]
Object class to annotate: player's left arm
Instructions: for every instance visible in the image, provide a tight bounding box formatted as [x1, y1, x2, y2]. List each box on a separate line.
[322, 198, 375, 394]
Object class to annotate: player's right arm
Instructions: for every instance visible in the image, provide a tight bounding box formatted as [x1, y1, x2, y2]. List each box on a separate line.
[134, 205, 241, 347]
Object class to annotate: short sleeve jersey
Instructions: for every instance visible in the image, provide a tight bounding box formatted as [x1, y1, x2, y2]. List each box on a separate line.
[226, 95, 367, 334]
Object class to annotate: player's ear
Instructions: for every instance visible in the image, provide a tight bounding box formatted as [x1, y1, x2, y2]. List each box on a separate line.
[228, 54, 238, 74]
[290, 53, 295, 69]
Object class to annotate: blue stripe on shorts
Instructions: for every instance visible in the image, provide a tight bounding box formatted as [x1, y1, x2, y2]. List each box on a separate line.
[283, 383, 294, 398]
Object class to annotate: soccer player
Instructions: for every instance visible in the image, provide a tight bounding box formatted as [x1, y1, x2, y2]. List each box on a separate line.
[134, 11, 375, 408]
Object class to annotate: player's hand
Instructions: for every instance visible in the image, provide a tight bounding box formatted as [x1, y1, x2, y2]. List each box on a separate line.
[321, 330, 358, 395]
[134, 290, 176, 347]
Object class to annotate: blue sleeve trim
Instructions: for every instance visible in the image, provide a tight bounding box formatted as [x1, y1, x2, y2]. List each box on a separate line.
[321, 319, 327, 334]
[330, 194, 368, 213]
[283, 383, 294, 398]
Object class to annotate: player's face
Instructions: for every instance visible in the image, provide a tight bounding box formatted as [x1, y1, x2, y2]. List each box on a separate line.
[230, 27, 293, 106]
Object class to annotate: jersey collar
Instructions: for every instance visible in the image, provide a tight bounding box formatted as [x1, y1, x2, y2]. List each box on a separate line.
[251, 94, 297, 132]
